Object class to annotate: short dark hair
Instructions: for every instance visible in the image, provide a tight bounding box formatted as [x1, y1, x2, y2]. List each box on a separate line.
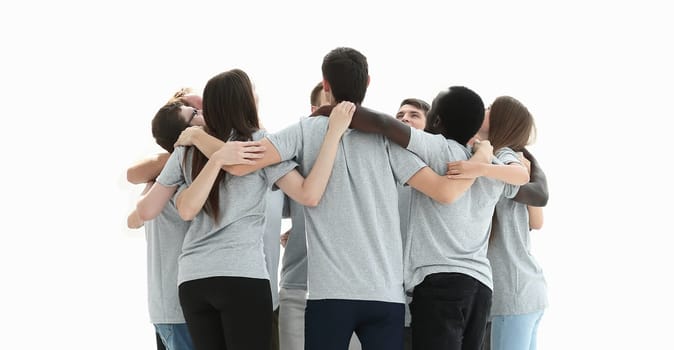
[310, 81, 323, 106]
[151, 101, 190, 153]
[321, 47, 368, 104]
[399, 98, 430, 114]
[425, 86, 484, 145]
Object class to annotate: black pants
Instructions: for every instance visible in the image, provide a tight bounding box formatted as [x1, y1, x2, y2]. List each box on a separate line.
[179, 276, 272, 350]
[410, 273, 492, 350]
[156, 332, 167, 350]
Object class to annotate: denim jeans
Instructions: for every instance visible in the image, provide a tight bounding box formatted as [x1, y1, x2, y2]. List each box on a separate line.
[490, 310, 544, 350]
[154, 323, 195, 350]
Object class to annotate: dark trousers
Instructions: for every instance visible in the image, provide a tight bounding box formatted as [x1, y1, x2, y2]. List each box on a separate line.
[410, 273, 492, 350]
[403, 326, 413, 350]
[179, 276, 272, 350]
[272, 307, 279, 350]
[305, 299, 404, 350]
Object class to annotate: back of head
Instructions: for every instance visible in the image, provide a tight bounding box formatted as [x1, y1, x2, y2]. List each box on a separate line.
[152, 101, 190, 153]
[310, 81, 324, 107]
[425, 86, 485, 145]
[202, 68, 259, 142]
[488, 96, 536, 151]
[322, 47, 368, 104]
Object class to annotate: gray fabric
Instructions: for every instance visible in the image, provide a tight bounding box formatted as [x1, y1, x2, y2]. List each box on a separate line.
[489, 150, 548, 316]
[404, 129, 520, 293]
[279, 195, 308, 290]
[263, 189, 284, 310]
[397, 185, 413, 327]
[156, 130, 297, 286]
[144, 188, 189, 324]
[267, 116, 426, 303]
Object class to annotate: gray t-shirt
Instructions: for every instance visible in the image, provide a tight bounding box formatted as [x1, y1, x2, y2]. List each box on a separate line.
[144, 187, 189, 324]
[279, 195, 308, 290]
[404, 128, 520, 292]
[156, 130, 297, 286]
[397, 185, 413, 327]
[263, 189, 284, 310]
[489, 151, 548, 316]
[267, 116, 426, 303]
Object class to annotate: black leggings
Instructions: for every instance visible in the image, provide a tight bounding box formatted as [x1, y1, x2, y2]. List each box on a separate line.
[179, 276, 272, 350]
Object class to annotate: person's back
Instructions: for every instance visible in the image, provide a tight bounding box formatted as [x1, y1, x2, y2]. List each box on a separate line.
[267, 47, 427, 350]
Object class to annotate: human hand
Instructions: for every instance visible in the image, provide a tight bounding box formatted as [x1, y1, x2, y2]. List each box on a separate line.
[211, 141, 266, 166]
[280, 229, 290, 248]
[472, 139, 493, 163]
[174, 126, 205, 147]
[446, 160, 483, 179]
[517, 152, 532, 174]
[328, 101, 355, 135]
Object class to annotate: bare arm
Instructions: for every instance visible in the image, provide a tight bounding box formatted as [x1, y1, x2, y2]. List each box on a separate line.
[136, 182, 178, 221]
[528, 205, 544, 230]
[175, 127, 280, 176]
[127, 153, 169, 184]
[513, 149, 549, 206]
[127, 181, 154, 228]
[313, 105, 411, 147]
[274, 102, 355, 207]
[407, 141, 494, 204]
[174, 154, 225, 221]
[446, 161, 530, 185]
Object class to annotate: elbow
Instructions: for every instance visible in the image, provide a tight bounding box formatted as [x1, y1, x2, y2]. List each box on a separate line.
[227, 166, 248, 177]
[177, 205, 198, 221]
[530, 222, 544, 230]
[136, 205, 156, 222]
[436, 193, 457, 205]
[127, 169, 142, 184]
[298, 194, 321, 208]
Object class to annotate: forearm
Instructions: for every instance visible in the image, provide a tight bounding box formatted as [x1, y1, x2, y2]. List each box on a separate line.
[127, 153, 169, 184]
[528, 205, 544, 230]
[175, 159, 222, 220]
[127, 209, 144, 229]
[408, 167, 475, 204]
[297, 127, 344, 205]
[482, 163, 530, 185]
[513, 157, 549, 206]
[352, 106, 411, 147]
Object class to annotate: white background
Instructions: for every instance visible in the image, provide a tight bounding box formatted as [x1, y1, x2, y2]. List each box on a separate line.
[1, 1, 672, 349]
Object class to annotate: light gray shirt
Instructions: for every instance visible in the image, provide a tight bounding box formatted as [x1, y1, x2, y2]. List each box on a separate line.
[489, 150, 548, 316]
[268, 116, 426, 303]
[156, 130, 297, 286]
[144, 188, 189, 324]
[263, 189, 285, 310]
[279, 195, 308, 290]
[404, 128, 520, 292]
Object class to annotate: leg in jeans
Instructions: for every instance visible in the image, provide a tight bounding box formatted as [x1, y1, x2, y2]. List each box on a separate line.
[156, 332, 167, 350]
[305, 300, 359, 350]
[410, 273, 490, 350]
[354, 301, 404, 350]
[279, 288, 306, 350]
[155, 324, 195, 350]
[490, 311, 544, 350]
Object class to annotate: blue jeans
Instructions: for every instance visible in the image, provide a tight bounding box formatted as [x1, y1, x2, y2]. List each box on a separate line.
[154, 323, 195, 350]
[490, 310, 544, 350]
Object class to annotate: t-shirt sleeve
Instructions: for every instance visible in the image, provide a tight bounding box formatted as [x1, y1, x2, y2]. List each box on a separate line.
[495, 147, 521, 199]
[406, 128, 444, 164]
[156, 147, 186, 188]
[263, 160, 300, 190]
[267, 122, 304, 162]
[387, 139, 427, 186]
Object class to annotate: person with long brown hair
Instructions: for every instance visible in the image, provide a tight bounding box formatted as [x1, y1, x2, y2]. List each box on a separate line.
[447, 96, 548, 350]
[135, 68, 354, 350]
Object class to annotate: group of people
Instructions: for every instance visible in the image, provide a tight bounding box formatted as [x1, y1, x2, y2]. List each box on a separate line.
[126, 46, 550, 350]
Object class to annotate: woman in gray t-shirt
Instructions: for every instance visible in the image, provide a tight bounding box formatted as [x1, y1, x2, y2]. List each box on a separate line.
[136, 69, 354, 350]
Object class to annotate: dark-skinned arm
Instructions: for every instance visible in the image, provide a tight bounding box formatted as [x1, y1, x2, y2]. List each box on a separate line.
[513, 148, 549, 206]
[312, 105, 411, 147]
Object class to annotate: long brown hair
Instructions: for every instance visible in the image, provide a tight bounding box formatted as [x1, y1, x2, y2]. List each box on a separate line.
[487, 96, 536, 152]
[188, 69, 260, 221]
